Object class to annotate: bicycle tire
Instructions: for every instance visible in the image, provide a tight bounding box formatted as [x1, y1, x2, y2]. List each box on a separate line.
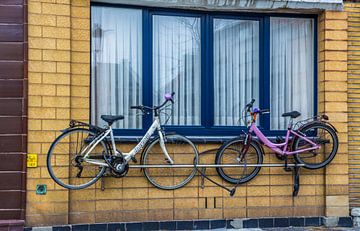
[293, 122, 338, 169]
[142, 134, 199, 190]
[215, 138, 263, 184]
[47, 127, 107, 190]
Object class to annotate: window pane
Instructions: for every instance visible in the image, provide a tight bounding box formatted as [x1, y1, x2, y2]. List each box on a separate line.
[270, 18, 314, 130]
[91, 7, 142, 129]
[213, 19, 259, 126]
[153, 15, 201, 126]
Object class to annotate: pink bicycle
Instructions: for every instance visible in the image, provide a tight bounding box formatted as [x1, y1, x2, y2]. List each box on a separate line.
[215, 99, 339, 184]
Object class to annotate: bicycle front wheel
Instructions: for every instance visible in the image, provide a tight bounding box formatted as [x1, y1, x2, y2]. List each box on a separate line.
[293, 122, 338, 169]
[47, 128, 108, 190]
[215, 138, 263, 184]
[142, 134, 199, 190]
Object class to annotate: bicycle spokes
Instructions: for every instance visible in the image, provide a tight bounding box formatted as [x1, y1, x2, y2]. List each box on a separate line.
[295, 126, 335, 165]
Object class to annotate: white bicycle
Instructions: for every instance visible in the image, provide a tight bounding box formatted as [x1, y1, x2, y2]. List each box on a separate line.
[47, 93, 199, 190]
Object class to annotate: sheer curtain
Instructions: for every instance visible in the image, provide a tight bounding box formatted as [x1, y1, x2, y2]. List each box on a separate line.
[214, 19, 259, 126]
[153, 15, 201, 126]
[270, 18, 314, 130]
[91, 6, 142, 129]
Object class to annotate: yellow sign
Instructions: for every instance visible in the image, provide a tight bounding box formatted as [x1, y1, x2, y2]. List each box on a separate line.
[27, 154, 38, 168]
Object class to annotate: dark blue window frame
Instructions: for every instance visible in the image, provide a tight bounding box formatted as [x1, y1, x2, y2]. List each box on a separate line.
[90, 3, 318, 138]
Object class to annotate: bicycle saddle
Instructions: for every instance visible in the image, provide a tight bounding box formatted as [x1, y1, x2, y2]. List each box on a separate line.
[281, 111, 301, 118]
[101, 115, 124, 125]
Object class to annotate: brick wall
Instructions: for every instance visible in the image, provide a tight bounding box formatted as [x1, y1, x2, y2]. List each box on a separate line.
[26, 0, 350, 227]
[27, 0, 71, 225]
[345, 2, 360, 208]
[318, 10, 349, 217]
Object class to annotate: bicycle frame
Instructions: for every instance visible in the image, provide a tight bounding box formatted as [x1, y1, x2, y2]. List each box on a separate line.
[83, 115, 173, 167]
[248, 123, 320, 156]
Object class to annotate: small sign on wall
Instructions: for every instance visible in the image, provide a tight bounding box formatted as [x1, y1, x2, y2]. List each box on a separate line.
[27, 154, 38, 168]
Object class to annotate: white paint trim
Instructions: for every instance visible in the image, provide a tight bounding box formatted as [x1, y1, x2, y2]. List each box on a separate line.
[92, 0, 343, 12]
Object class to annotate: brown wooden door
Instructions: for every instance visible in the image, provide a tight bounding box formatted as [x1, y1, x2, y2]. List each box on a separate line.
[0, 0, 27, 220]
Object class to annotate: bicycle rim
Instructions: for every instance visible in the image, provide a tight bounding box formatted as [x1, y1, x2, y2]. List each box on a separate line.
[143, 134, 198, 190]
[216, 139, 263, 184]
[294, 124, 338, 169]
[47, 128, 107, 190]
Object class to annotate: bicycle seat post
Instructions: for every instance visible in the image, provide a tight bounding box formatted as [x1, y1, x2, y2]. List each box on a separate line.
[288, 118, 294, 130]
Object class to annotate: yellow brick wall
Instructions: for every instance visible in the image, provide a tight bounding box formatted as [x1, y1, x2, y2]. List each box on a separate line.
[319, 10, 349, 217]
[345, 2, 360, 208]
[27, 1, 349, 226]
[28, 0, 71, 226]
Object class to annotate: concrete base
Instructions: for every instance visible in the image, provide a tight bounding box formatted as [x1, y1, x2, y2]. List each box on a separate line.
[322, 217, 339, 227]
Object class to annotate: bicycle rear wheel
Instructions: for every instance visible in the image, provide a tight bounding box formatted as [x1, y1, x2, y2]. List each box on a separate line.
[142, 134, 199, 190]
[47, 128, 107, 190]
[215, 138, 263, 184]
[293, 122, 338, 169]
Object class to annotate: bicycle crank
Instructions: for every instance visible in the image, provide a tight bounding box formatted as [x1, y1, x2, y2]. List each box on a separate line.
[109, 156, 129, 178]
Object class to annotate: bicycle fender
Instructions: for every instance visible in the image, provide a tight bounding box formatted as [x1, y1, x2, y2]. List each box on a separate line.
[139, 131, 179, 166]
[297, 120, 338, 133]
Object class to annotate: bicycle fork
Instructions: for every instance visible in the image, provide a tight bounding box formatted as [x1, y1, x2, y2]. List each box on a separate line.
[158, 129, 174, 164]
[238, 133, 252, 162]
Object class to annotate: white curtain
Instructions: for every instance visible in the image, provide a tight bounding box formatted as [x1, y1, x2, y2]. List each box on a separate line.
[153, 15, 201, 126]
[91, 6, 142, 129]
[270, 18, 314, 130]
[214, 19, 259, 126]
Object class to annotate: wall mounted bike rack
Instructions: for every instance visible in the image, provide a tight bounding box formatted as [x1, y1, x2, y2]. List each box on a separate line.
[100, 147, 305, 197]
[127, 163, 304, 197]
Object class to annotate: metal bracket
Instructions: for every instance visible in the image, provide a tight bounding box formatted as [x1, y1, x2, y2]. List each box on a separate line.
[101, 176, 105, 191]
[200, 167, 206, 189]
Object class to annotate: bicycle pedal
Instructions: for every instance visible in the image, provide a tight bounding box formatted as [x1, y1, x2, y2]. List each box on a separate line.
[284, 167, 292, 172]
[131, 156, 137, 163]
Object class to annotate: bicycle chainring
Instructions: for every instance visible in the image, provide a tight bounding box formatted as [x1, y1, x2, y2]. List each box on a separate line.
[110, 156, 129, 178]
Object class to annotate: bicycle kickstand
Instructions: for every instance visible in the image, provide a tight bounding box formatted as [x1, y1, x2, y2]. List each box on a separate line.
[284, 156, 292, 172]
[200, 167, 206, 189]
[292, 164, 300, 197]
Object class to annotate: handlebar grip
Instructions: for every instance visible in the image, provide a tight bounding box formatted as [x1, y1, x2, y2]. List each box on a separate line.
[130, 106, 142, 110]
[246, 99, 255, 107]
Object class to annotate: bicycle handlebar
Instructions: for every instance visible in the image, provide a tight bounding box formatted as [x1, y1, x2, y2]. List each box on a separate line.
[253, 108, 270, 115]
[131, 92, 175, 113]
[246, 99, 255, 112]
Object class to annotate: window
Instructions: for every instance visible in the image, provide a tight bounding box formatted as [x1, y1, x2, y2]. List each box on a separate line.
[153, 15, 201, 126]
[91, 7, 142, 129]
[91, 4, 316, 137]
[213, 19, 259, 126]
[270, 18, 314, 130]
